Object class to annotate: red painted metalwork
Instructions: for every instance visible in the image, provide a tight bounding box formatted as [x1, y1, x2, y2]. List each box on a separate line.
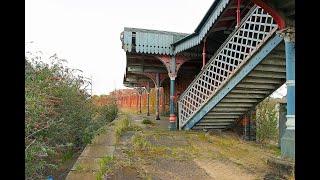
[169, 114, 177, 122]
[156, 55, 171, 73]
[236, 0, 241, 27]
[157, 55, 190, 77]
[252, 0, 285, 29]
[242, 115, 249, 126]
[202, 38, 206, 70]
[175, 55, 189, 73]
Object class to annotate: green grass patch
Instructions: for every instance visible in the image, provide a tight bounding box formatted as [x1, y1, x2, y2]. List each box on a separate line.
[115, 116, 131, 141]
[115, 115, 142, 142]
[74, 164, 85, 172]
[61, 149, 74, 162]
[96, 155, 114, 180]
[141, 118, 154, 125]
[198, 133, 212, 143]
[132, 134, 151, 150]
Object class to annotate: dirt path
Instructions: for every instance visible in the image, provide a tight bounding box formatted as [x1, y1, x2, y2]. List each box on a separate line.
[107, 113, 290, 180]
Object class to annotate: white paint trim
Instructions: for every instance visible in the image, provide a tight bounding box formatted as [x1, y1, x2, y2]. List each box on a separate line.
[286, 80, 295, 86]
[286, 115, 295, 130]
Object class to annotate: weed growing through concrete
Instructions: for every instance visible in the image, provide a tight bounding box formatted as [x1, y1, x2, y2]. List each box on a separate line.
[96, 155, 114, 180]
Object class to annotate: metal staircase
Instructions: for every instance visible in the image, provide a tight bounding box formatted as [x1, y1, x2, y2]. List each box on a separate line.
[178, 5, 285, 130]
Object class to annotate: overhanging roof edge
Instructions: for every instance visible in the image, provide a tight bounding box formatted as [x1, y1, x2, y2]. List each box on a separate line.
[171, 0, 222, 46]
[172, 0, 230, 53]
[124, 27, 190, 36]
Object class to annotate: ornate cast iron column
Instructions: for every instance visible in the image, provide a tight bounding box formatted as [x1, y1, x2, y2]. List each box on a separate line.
[278, 27, 295, 159]
[168, 57, 177, 130]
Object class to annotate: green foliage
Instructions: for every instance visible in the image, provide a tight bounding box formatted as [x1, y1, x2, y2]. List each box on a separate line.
[254, 97, 279, 144]
[25, 52, 118, 179]
[96, 155, 114, 180]
[115, 116, 131, 141]
[131, 134, 151, 150]
[141, 118, 154, 125]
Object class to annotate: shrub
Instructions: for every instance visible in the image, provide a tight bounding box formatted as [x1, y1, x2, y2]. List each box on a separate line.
[25, 52, 118, 179]
[254, 97, 279, 144]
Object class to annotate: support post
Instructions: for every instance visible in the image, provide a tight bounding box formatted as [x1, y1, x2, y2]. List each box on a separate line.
[168, 57, 177, 130]
[236, 0, 241, 28]
[162, 87, 165, 115]
[146, 82, 150, 116]
[139, 93, 142, 114]
[136, 87, 144, 114]
[279, 27, 295, 159]
[202, 38, 206, 70]
[155, 73, 160, 120]
[136, 93, 138, 113]
[243, 114, 249, 140]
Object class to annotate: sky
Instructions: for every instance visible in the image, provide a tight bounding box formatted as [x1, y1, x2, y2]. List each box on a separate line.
[25, 0, 215, 95]
[25, 0, 286, 97]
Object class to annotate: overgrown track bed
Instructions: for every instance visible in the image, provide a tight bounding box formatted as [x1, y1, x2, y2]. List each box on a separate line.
[107, 113, 294, 180]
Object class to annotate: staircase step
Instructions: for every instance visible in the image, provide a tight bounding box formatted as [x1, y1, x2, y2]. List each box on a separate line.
[217, 102, 254, 107]
[226, 93, 265, 99]
[200, 121, 236, 124]
[236, 83, 277, 89]
[261, 58, 285, 66]
[231, 89, 271, 94]
[196, 122, 233, 126]
[192, 125, 229, 130]
[212, 107, 250, 112]
[221, 98, 258, 103]
[248, 71, 286, 79]
[206, 112, 243, 115]
[204, 115, 240, 119]
[241, 77, 283, 84]
[255, 64, 286, 72]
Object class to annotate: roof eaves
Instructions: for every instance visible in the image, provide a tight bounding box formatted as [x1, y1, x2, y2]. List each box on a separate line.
[123, 27, 189, 36]
[171, 33, 198, 45]
[171, 0, 222, 46]
[194, 0, 221, 33]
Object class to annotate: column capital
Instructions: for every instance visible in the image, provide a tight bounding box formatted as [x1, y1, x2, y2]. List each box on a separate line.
[277, 27, 295, 42]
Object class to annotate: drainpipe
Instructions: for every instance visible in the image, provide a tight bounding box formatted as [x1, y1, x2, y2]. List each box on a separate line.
[202, 38, 206, 70]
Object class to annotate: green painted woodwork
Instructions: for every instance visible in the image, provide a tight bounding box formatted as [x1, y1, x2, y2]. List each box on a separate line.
[122, 27, 188, 55]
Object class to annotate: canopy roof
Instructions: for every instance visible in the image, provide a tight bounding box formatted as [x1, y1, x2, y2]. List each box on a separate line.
[121, 0, 239, 55]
